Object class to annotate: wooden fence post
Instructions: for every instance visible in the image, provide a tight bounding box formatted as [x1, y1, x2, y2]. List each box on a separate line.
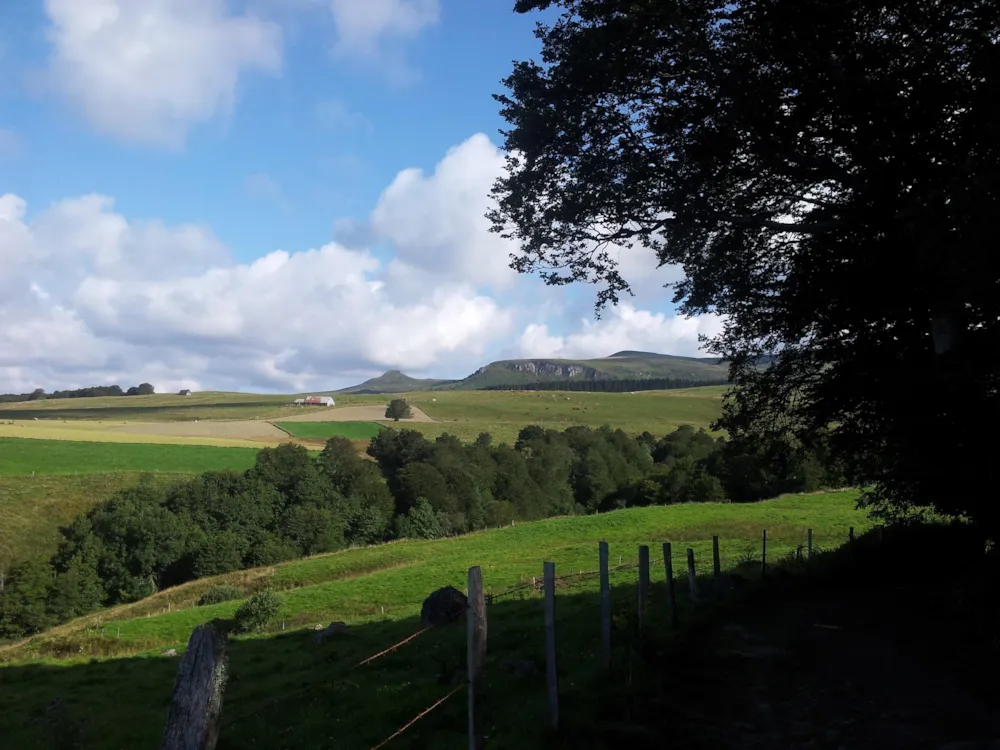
[638, 545, 650, 625]
[544, 561, 559, 729]
[467, 566, 486, 750]
[686, 548, 699, 602]
[807, 528, 813, 559]
[161, 624, 228, 750]
[599, 542, 611, 671]
[761, 529, 768, 577]
[663, 543, 678, 628]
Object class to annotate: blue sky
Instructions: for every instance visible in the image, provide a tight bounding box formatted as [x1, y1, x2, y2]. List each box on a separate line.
[0, 0, 719, 394]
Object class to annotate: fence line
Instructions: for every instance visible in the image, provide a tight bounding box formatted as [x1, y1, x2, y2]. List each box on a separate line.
[355, 625, 433, 668]
[175, 525, 857, 747]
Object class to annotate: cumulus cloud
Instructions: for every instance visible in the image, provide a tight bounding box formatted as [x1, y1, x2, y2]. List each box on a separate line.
[0, 185, 512, 393]
[329, 0, 439, 59]
[519, 305, 725, 360]
[43, 0, 282, 146]
[0, 133, 719, 394]
[370, 134, 517, 289]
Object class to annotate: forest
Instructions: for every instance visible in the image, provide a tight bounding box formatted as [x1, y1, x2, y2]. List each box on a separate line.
[0, 423, 849, 638]
[0, 383, 156, 402]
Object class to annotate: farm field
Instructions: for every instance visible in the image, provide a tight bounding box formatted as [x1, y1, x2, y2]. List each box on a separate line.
[274, 420, 385, 440]
[0, 387, 725, 449]
[0, 472, 190, 567]
[0, 490, 866, 749]
[0, 437, 264, 477]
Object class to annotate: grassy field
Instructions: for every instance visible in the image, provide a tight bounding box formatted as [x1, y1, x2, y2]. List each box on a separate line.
[0, 490, 865, 748]
[0, 472, 190, 567]
[397, 387, 725, 444]
[0, 437, 263, 477]
[274, 421, 385, 440]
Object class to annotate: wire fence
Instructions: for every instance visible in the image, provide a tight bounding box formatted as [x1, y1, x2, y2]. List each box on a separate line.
[168, 526, 861, 749]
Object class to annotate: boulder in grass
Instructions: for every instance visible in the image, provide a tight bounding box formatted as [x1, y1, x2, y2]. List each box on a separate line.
[313, 621, 349, 644]
[420, 586, 467, 627]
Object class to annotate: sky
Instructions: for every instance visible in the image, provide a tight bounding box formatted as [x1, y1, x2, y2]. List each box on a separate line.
[0, 0, 722, 394]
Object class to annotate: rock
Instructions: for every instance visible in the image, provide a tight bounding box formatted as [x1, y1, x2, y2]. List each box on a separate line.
[420, 586, 467, 627]
[313, 621, 349, 644]
[161, 648, 177, 657]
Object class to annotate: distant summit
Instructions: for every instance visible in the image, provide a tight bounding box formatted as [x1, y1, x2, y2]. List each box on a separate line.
[337, 351, 730, 394]
[335, 370, 457, 395]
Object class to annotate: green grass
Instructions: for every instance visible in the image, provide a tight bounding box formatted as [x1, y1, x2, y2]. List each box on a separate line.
[273, 421, 385, 440]
[0, 391, 385, 423]
[0, 490, 866, 749]
[0, 437, 262, 477]
[0, 472, 189, 567]
[399, 387, 725, 444]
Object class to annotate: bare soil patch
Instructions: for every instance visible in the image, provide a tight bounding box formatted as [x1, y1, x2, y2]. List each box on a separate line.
[106, 420, 287, 442]
[275, 405, 435, 423]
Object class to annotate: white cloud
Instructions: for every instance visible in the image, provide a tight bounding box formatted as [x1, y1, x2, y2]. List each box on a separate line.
[0, 134, 721, 394]
[370, 134, 517, 289]
[519, 305, 725, 360]
[328, 0, 439, 58]
[0, 182, 513, 392]
[43, 0, 282, 146]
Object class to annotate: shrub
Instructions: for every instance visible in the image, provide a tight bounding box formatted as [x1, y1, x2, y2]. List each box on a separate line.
[234, 589, 282, 633]
[197, 585, 244, 607]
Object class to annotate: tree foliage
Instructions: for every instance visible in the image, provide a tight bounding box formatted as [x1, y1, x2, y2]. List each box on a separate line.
[384, 398, 413, 422]
[0, 423, 848, 638]
[490, 0, 1000, 529]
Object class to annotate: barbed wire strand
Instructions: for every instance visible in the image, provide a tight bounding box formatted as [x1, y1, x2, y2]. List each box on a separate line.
[356, 625, 433, 668]
[369, 684, 463, 750]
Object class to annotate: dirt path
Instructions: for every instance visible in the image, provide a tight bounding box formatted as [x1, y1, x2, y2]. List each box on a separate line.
[644, 588, 999, 750]
[274, 405, 435, 423]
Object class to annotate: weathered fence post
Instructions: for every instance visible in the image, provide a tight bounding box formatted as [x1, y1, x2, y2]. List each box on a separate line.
[686, 547, 699, 602]
[761, 529, 768, 577]
[599, 542, 611, 671]
[467, 566, 486, 750]
[161, 623, 228, 750]
[663, 543, 678, 628]
[638, 545, 650, 625]
[807, 528, 813, 559]
[544, 561, 559, 729]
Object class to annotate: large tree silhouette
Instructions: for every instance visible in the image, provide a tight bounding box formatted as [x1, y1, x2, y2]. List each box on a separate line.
[490, 0, 1000, 528]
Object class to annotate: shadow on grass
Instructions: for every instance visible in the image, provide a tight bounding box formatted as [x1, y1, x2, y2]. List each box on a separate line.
[1, 523, 997, 750]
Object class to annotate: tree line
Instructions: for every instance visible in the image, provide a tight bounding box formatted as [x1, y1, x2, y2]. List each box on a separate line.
[0, 383, 156, 403]
[0, 423, 850, 638]
[480, 378, 728, 393]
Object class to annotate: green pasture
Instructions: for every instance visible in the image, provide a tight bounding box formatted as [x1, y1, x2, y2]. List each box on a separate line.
[0, 490, 865, 748]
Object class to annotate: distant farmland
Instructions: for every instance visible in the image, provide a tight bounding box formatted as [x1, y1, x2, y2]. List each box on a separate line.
[273, 421, 385, 440]
[0, 437, 263, 476]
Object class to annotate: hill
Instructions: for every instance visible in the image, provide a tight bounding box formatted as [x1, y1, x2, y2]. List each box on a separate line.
[337, 351, 730, 394]
[335, 370, 457, 394]
[445, 350, 729, 390]
[0, 491, 866, 749]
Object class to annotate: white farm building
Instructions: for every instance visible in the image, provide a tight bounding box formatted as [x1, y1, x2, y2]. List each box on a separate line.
[293, 396, 335, 407]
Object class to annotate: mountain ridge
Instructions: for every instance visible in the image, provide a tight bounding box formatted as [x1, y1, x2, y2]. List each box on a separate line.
[336, 351, 731, 394]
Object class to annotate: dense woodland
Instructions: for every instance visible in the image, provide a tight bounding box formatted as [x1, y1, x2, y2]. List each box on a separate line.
[481, 378, 727, 392]
[0, 384, 155, 403]
[0, 424, 849, 638]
